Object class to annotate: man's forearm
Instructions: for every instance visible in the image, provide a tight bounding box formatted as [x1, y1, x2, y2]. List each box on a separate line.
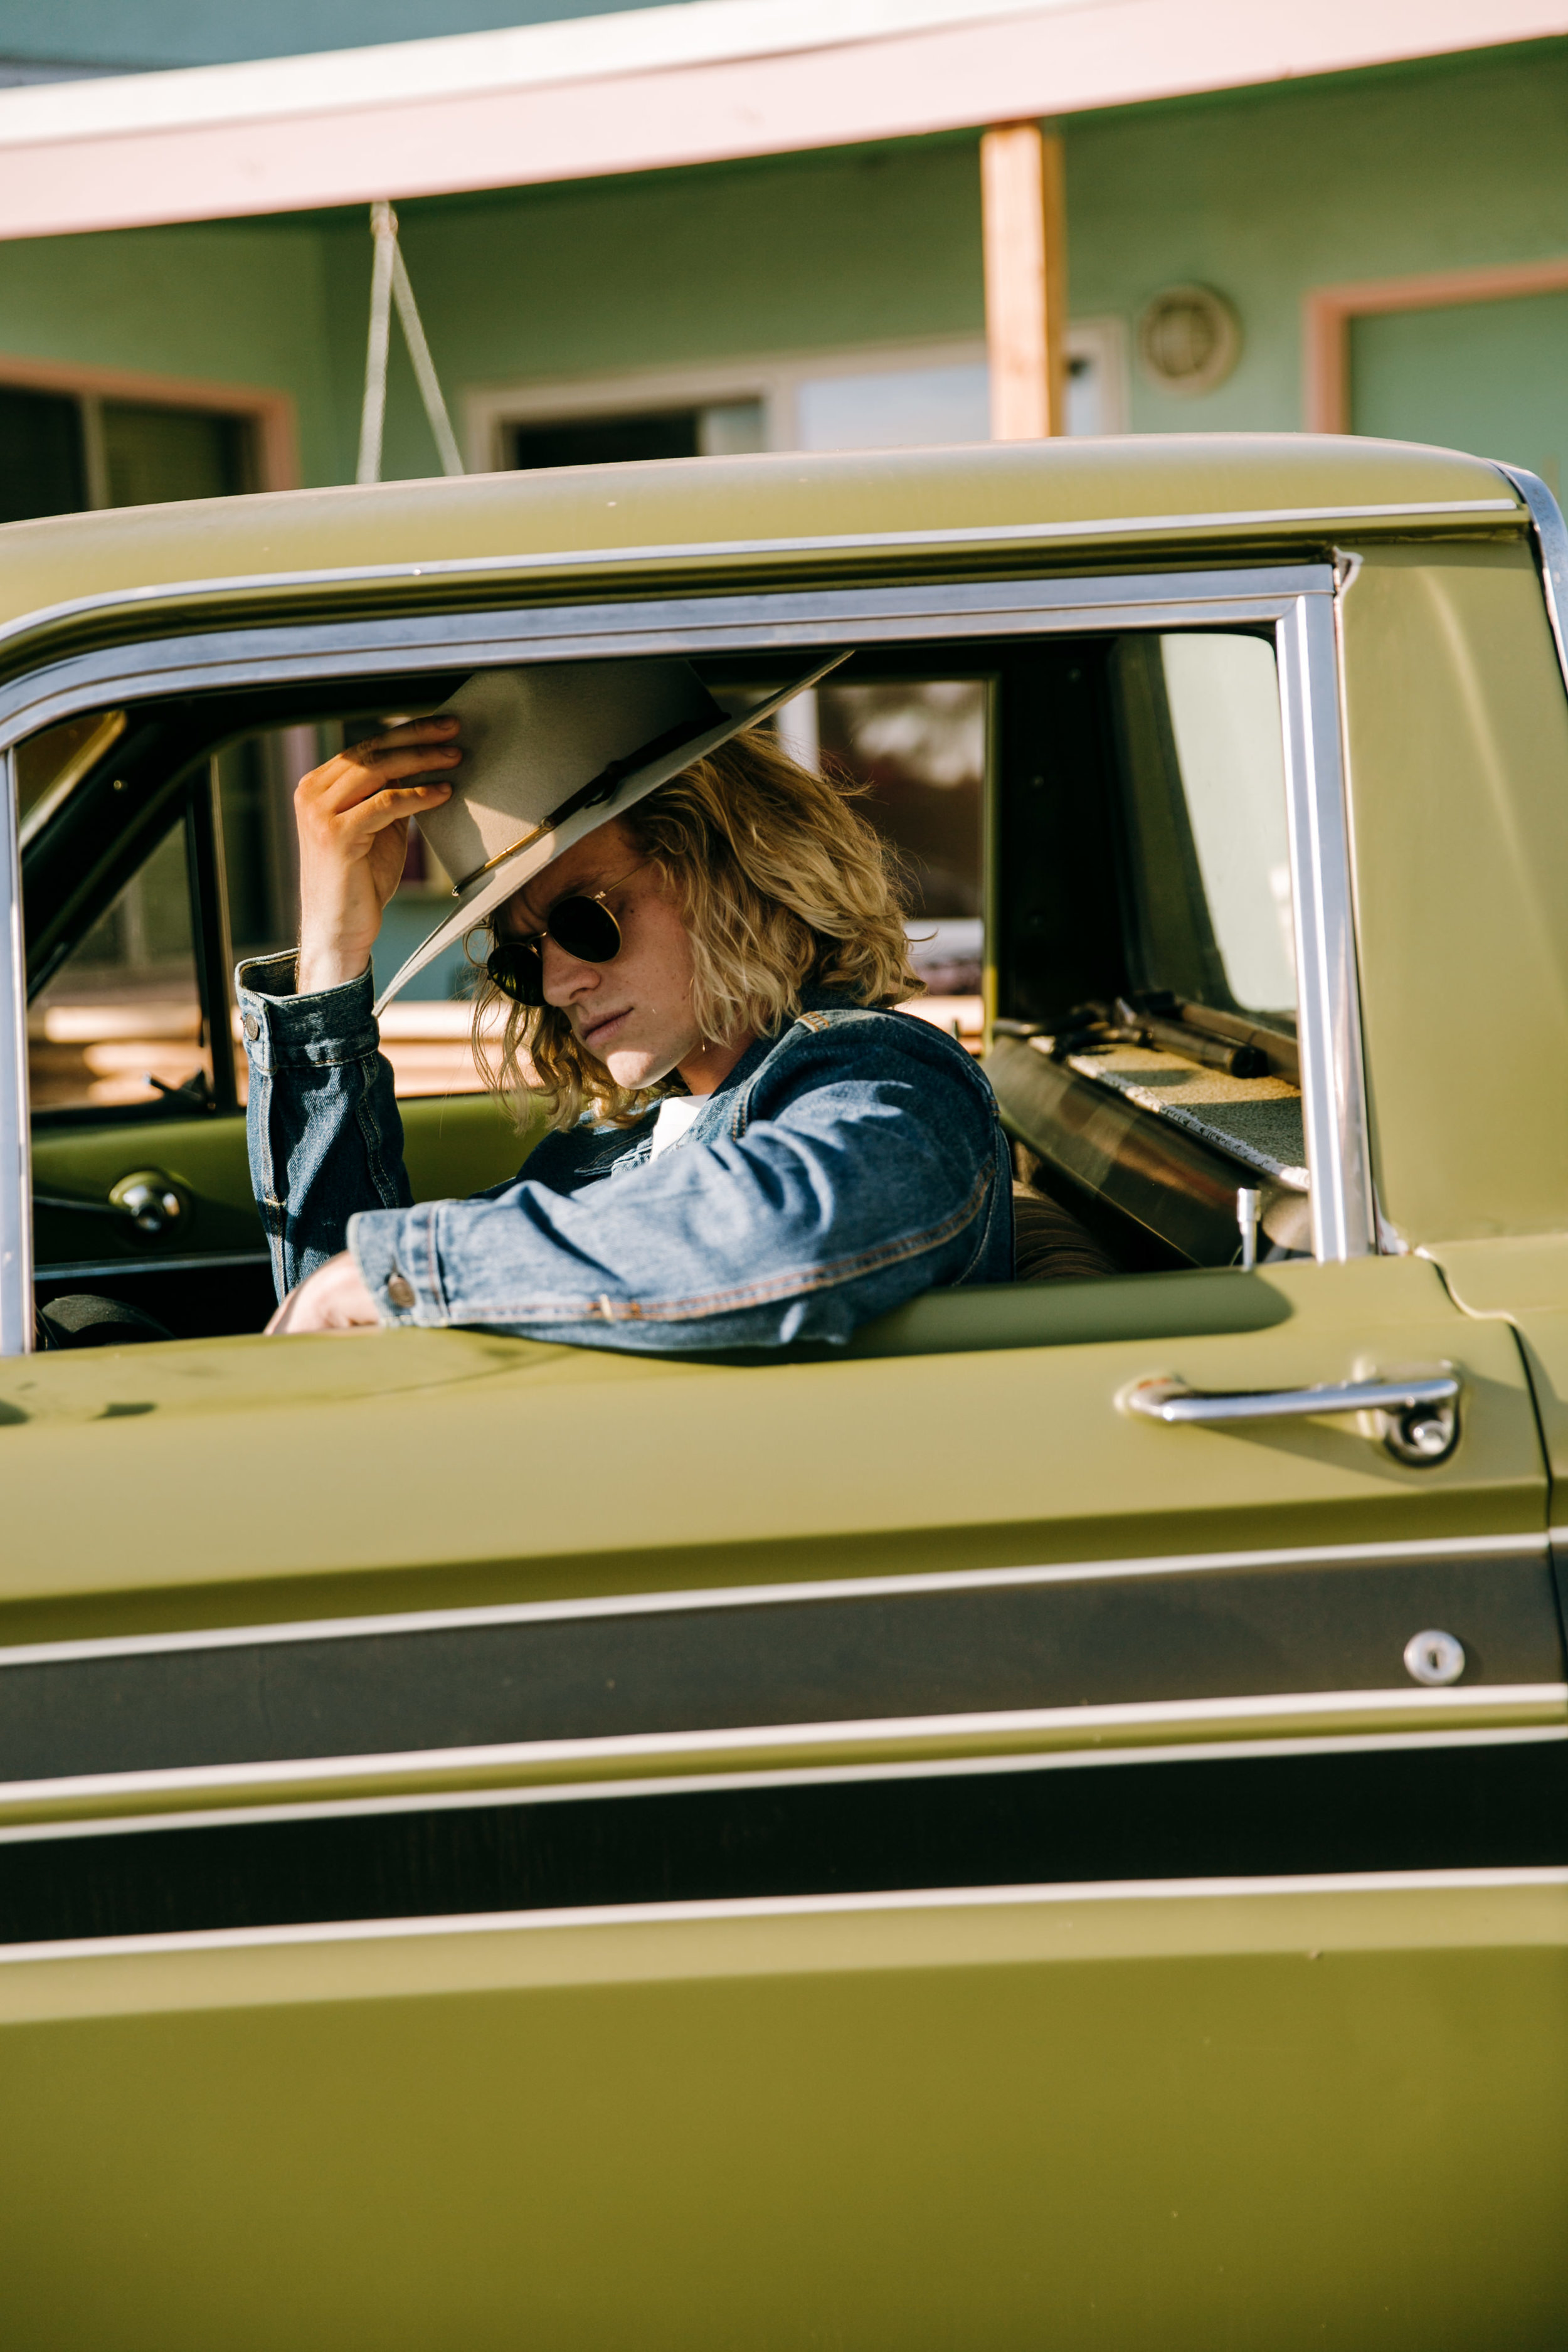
[238, 953, 413, 1299]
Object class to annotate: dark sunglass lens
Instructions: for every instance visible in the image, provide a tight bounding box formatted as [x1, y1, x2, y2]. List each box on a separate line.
[486, 939, 544, 1006]
[548, 896, 622, 963]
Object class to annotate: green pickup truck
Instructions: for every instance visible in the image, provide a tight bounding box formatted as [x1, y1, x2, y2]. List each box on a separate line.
[2, 437, 1566, 2349]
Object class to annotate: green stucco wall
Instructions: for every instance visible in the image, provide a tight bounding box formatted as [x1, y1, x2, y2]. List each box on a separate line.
[1067, 42, 1568, 440]
[0, 42, 1561, 489]
[0, 216, 343, 480]
[356, 137, 987, 483]
[1352, 294, 1568, 495]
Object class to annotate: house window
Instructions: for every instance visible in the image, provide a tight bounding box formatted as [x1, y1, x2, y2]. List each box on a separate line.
[0, 383, 255, 523]
[509, 400, 765, 471]
[795, 363, 990, 450]
[471, 327, 1128, 474]
[100, 403, 252, 507]
[793, 329, 1125, 449]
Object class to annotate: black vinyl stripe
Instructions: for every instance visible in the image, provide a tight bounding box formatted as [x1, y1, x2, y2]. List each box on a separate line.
[3, 1740, 1564, 1944]
[1, 1552, 1560, 1784]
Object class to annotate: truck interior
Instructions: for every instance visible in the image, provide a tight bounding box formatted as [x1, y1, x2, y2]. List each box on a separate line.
[18, 625, 1307, 1347]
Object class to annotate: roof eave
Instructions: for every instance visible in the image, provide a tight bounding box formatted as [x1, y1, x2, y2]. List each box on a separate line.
[0, 0, 1558, 240]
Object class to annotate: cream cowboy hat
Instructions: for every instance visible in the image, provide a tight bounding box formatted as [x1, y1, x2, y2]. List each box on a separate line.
[371, 650, 850, 1013]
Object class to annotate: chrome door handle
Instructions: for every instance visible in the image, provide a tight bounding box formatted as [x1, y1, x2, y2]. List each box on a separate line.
[1120, 1372, 1461, 1466]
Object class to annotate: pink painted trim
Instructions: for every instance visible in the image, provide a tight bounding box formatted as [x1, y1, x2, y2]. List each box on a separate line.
[0, 351, 299, 485]
[1304, 257, 1568, 433]
[0, 0, 1564, 239]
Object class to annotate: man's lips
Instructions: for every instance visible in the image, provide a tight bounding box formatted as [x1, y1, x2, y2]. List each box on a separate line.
[581, 1006, 632, 1051]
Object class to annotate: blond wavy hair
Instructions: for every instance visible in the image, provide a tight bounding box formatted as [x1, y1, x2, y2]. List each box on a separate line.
[471, 726, 923, 1131]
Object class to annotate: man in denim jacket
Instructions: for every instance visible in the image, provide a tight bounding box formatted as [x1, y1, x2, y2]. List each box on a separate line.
[246, 658, 1012, 1352]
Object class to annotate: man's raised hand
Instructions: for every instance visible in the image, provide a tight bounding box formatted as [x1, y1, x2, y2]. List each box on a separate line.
[294, 713, 461, 995]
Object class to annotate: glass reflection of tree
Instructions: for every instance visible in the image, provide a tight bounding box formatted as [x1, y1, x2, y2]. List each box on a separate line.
[818, 681, 985, 919]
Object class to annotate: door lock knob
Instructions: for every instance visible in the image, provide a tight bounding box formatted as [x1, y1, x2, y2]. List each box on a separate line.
[34, 1170, 188, 1241]
[108, 1172, 186, 1238]
[1383, 1397, 1459, 1467]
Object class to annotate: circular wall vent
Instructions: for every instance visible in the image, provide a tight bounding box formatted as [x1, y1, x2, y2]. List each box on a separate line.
[1136, 284, 1242, 396]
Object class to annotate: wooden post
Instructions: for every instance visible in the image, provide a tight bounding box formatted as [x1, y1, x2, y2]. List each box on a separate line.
[981, 122, 1067, 439]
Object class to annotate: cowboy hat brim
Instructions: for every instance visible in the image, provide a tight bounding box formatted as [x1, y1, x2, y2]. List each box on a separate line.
[370, 650, 850, 1015]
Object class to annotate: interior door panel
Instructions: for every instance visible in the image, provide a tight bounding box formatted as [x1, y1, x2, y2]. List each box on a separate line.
[30, 1094, 537, 1337]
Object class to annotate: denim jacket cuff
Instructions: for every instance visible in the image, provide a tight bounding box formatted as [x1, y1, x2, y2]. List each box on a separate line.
[235, 954, 379, 1076]
[348, 1205, 447, 1327]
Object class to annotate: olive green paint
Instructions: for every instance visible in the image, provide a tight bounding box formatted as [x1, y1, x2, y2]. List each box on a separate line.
[0, 433, 1512, 637]
[1431, 1231, 1568, 1513]
[2, 1904, 1565, 2348]
[30, 1094, 531, 1270]
[1340, 540, 1568, 1244]
[0, 1251, 1543, 1657]
[5, 440, 1568, 2340]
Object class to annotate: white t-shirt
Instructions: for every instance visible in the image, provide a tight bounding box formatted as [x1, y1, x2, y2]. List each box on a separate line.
[649, 1094, 706, 1159]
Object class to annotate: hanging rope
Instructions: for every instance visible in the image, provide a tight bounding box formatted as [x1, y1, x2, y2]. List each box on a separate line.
[356, 204, 396, 484]
[356, 201, 465, 485]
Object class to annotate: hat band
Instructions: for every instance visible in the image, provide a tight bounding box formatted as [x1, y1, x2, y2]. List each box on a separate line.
[449, 710, 718, 896]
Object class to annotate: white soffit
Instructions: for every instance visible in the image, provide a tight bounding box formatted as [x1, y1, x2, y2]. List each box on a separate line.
[0, 0, 1560, 240]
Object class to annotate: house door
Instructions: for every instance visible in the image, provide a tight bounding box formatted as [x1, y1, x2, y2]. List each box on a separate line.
[1352, 285, 1568, 497]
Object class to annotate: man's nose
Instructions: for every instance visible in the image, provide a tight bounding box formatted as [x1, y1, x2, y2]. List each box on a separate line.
[540, 935, 599, 1007]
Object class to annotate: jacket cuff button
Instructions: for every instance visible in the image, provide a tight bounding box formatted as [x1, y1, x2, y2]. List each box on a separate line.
[386, 1273, 416, 1308]
[241, 1013, 260, 1041]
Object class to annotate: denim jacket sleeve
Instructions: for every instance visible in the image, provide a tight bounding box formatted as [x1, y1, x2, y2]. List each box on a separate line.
[237, 953, 411, 1297]
[346, 1011, 1010, 1352]
[240, 960, 1011, 1350]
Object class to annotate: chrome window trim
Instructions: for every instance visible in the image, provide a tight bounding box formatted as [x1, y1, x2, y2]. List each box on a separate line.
[0, 565, 1327, 745]
[1, 1862, 1562, 1970]
[0, 556, 1374, 1350]
[0, 497, 1522, 667]
[1, 1680, 1559, 1818]
[1279, 587, 1375, 1259]
[0, 750, 30, 1353]
[4, 1723, 1559, 1846]
[0, 1528, 1540, 1671]
[1496, 463, 1568, 696]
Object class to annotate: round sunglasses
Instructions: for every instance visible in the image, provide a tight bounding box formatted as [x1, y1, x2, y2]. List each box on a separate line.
[485, 867, 645, 1007]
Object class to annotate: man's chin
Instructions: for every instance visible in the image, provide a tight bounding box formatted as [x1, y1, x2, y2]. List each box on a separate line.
[601, 1047, 677, 1091]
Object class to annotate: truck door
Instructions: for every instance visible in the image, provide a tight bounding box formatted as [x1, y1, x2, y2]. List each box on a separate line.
[0, 585, 1562, 2348]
